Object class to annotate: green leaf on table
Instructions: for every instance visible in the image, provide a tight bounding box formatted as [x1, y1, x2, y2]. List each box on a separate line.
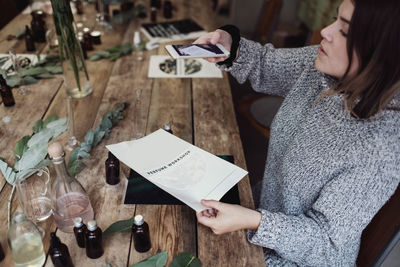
[20, 67, 47, 77]
[131, 251, 168, 267]
[36, 72, 53, 79]
[101, 116, 113, 130]
[103, 216, 135, 237]
[14, 142, 48, 171]
[0, 159, 17, 185]
[109, 52, 122, 61]
[46, 117, 68, 138]
[33, 119, 44, 133]
[43, 115, 59, 127]
[69, 159, 84, 177]
[77, 149, 90, 159]
[15, 159, 51, 181]
[169, 253, 201, 267]
[68, 148, 80, 168]
[45, 65, 63, 74]
[14, 136, 31, 160]
[89, 51, 110, 61]
[84, 129, 94, 146]
[106, 264, 112, 267]
[27, 128, 53, 148]
[6, 75, 21, 87]
[22, 75, 38, 85]
[120, 43, 133, 55]
[93, 130, 105, 147]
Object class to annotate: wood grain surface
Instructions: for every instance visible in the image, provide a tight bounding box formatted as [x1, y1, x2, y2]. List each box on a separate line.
[0, 1, 265, 266]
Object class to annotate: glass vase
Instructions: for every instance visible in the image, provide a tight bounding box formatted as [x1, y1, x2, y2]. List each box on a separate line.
[51, 0, 93, 98]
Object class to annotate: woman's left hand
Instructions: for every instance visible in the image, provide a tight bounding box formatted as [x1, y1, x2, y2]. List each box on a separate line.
[196, 199, 262, 235]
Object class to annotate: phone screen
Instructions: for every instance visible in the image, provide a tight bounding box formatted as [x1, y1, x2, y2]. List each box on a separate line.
[172, 44, 225, 57]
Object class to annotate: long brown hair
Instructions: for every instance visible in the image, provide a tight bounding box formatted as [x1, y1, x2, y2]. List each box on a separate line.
[330, 0, 400, 119]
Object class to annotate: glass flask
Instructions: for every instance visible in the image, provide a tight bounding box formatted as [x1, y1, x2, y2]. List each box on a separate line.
[16, 168, 53, 223]
[48, 142, 94, 233]
[8, 210, 46, 267]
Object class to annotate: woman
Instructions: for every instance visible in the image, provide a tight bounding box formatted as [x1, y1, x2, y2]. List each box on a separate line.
[194, 0, 400, 266]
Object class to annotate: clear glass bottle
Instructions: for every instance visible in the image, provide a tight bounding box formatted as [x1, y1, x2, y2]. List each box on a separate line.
[133, 31, 144, 61]
[48, 142, 94, 233]
[132, 215, 151, 252]
[7, 210, 46, 267]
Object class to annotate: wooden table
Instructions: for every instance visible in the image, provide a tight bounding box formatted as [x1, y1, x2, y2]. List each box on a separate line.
[0, 1, 265, 266]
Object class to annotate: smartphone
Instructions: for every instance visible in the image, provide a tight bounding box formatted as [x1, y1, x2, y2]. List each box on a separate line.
[165, 43, 230, 59]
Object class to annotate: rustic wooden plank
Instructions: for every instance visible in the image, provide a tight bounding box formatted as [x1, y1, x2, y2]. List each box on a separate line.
[192, 74, 266, 266]
[128, 76, 197, 265]
[0, 77, 63, 266]
[43, 16, 155, 266]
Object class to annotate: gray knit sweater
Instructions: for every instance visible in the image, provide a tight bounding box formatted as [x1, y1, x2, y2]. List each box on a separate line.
[221, 38, 400, 266]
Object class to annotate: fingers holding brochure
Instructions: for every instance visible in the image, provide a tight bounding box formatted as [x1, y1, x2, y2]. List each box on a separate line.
[196, 199, 262, 235]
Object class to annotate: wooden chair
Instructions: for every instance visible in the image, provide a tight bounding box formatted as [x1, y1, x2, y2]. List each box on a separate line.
[357, 183, 400, 266]
[253, 0, 283, 44]
[237, 94, 283, 139]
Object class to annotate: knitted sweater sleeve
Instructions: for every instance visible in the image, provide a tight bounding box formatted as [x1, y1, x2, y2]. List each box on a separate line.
[219, 38, 318, 97]
[247, 161, 400, 266]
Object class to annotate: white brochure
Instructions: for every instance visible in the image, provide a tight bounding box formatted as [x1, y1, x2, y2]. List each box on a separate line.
[106, 129, 247, 212]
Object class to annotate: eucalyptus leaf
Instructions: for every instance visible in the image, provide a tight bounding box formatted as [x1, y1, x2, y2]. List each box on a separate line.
[46, 117, 67, 130]
[22, 76, 38, 85]
[32, 119, 44, 133]
[69, 160, 84, 177]
[0, 159, 17, 185]
[169, 253, 201, 267]
[84, 129, 94, 146]
[6, 75, 21, 87]
[43, 115, 59, 127]
[51, 124, 68, 138]
[45, 65, 63, 74]
[89, 54, 102, 61]
[16, 159, 51, 180]
[14, 142, 48, 171]
[68, 148, 80, 168]
[131, 251, 168, 267]
[93, 130, 105, 147]
[77, 150, 90, 159]
[27, 128, 53, 148]
[109, 52, 122, 61]
[20, 67, 47, 77]
[103, 216, 135, 237]
[101, 116, 113, 129]
[106, 264, 112, 267]
[14, 136, 31, 160]
[36, 73, 53, 79]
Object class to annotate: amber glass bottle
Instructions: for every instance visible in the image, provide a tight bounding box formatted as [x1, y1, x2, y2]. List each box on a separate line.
[49, 232, 74, 267]
[105, 152, 120, 185]
[73, 217, 87, 248]
[132, 215, 151, 252]
[85, 220, 104, 259]
[25, 25, 35, 52]
[0, 74, 15, 107]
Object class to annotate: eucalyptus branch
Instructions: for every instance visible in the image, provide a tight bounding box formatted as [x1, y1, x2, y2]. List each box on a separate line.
[68, 103, 127, 176]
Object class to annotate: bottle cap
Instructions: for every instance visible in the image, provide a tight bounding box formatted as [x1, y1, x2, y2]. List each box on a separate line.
[73, 217, 83, 227]
[163, 123, 171, 131]
[50, 232, 61, 248]
[87, 220, 97, 231]
[48, 142, 64, 159]
[134, 215, 144, 226]
[83, 27, 90, 33]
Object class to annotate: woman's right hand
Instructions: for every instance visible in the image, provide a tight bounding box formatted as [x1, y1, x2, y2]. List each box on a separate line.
[193, 29, 232, 63]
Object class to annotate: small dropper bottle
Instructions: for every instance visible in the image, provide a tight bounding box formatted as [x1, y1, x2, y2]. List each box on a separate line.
[73, 217, 87, 248]
[85, 220, 104, 259]
[105, 151, 120, 185]
[49, 232, 74, 267]
[0, 74, 15, 107]
[132, 215, 151, 252]
[25, 25, 35, 52]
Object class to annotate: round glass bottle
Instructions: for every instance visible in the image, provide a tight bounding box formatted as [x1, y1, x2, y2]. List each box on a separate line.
[8, 211, 46, 267]
[49, 142, 94, 233]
